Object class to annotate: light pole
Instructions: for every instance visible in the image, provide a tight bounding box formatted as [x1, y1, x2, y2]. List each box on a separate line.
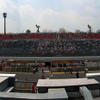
[3, 12, 7, 35]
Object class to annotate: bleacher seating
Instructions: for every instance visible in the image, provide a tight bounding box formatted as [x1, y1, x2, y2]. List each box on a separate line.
[0, 33, 100, 56]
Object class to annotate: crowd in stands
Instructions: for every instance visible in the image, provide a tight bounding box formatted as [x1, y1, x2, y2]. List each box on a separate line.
[0, 39, 100, 56]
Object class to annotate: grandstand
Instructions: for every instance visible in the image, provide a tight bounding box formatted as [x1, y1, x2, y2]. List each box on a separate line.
[0, 33, 100, 57]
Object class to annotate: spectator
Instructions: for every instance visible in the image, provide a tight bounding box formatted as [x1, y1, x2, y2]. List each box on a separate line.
[64, 67, 67, 74]
[32, 82, 35, 93]
[41, 74, 45, 79]
[84, 68, 88, 74]
[76, 71, 79, 78]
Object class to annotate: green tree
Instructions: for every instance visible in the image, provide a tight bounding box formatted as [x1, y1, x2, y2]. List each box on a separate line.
[26, 29, 31, 33]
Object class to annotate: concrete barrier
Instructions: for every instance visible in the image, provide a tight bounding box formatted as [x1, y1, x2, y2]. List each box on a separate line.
[80, 86, 93, 100]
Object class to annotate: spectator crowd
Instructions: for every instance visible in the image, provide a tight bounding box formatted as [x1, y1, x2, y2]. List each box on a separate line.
[0, 39, 100, 56]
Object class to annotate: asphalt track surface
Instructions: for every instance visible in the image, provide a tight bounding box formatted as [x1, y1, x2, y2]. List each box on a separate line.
[2, 69, 100, 82]
[4, 70, 85, 82]
[2, 67, 100, 86]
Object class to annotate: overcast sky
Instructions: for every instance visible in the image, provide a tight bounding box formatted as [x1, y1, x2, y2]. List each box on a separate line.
[0, 0, 100, 33]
